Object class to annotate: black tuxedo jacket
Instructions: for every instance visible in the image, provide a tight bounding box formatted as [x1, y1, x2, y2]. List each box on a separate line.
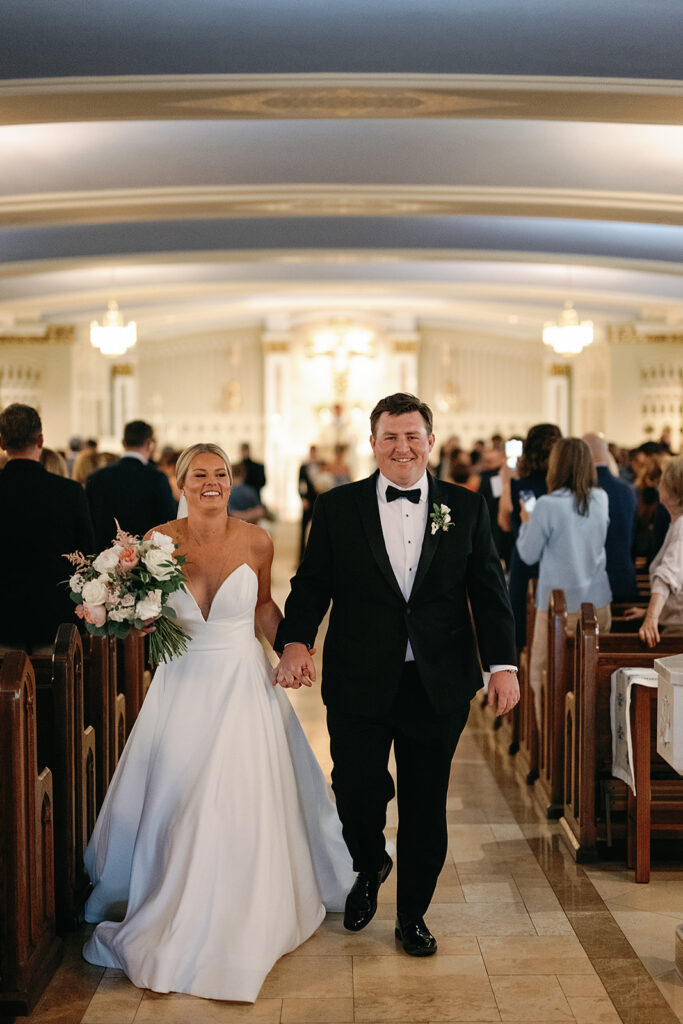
[0, 459, 95, 648]
[86, 456, 177, 550]
[275, 471, 516, 717]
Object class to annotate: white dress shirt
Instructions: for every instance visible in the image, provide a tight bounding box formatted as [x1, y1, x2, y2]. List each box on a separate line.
[376, 472, 515, 674]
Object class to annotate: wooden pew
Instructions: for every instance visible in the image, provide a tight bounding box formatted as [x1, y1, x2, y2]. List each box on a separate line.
[515, 579, 539, 785]
[628, 685, 683, 882]
[117, 633, 152, 738]
[534, 589, 574, 819]
[0, 652, 62, 1016]
[84, 636, 125, 812]
[31, 625, 96, 930]
[560, 604, 683, 862]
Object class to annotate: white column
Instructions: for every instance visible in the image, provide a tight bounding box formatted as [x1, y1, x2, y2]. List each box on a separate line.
[386, 316, 420, 395]
[262, 320, 298, 519]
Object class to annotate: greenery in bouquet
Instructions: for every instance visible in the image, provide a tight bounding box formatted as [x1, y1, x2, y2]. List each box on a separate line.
[65, 523, 190, 666]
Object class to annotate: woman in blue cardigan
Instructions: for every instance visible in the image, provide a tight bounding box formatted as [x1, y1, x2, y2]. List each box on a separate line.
[516, 437, 612, 730]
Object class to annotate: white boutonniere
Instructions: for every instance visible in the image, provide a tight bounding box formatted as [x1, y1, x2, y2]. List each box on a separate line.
[430, 502, 453, 535]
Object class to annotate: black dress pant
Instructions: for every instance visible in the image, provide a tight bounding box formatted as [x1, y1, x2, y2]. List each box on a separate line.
[326, 662, 471, 919]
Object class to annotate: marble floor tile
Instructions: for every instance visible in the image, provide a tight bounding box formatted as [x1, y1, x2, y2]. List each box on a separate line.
[259, 955, 353, 999]
[488, 976, 573, 1021]
[565, 996, 622, 1023]
[516, 886, 563, 914]
[353, 953, 499, 1022]
[606, 907, 678, 977]
[593, 957, 680, 1024]
[557, 974, 608, 998]
[28, 933, 105, 1024]
[461, 881, 522, 904]
[655, 969, 683, 1020]
[280, 995, 354, 1022]
[81, 973, 144, 1023]
[479, 935, 593, 976]
[605, 880, 683, 918]
[135, 993, 282, 1022]
[422, 901, 536, 937]
[529, 912, 575, 936]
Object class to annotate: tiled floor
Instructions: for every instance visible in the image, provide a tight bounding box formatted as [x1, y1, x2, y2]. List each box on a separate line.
[19, 524, 683, 1023]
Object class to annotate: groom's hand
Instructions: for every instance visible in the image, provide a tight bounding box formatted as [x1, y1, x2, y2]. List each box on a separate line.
[273, 643, 316, 689]
[487, 670, 520, 716]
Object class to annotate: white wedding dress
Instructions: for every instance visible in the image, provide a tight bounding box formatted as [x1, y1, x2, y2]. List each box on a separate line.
[82, 563, 354, 1002]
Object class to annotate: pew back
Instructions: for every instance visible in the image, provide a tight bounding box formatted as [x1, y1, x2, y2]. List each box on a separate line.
[0, 652, 62, 1015]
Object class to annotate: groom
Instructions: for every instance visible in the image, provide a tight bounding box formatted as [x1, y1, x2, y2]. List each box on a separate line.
[274, 393, 518, 955]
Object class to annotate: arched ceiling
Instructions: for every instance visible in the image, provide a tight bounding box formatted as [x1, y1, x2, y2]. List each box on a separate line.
[0, 0, 682, 343]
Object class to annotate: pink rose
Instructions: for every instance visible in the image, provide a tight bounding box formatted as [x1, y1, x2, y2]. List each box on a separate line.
[119, 546, 139, 571]
[83, 603, 107, 627]
[74, 603, 85, 619]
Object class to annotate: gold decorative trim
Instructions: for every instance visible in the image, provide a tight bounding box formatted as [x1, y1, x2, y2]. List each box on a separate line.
[261, 339, 290, 353]
[0, 325, 74, 344]
[392, 341, 420, 353]
[607, 324, 683, 345]
[2, 74, 682, 126]
[3, 184, 682, 229]
[548, 364, 571, 377]
[110, 363, 134, 377]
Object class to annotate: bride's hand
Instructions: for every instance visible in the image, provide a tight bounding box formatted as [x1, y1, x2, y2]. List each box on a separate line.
[137, 617, 158, 636]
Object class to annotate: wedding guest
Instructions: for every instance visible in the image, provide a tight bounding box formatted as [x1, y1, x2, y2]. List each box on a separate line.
[40, 446, 69, 478]
[228, 461, 271, 523]
[86, 420, 177, 549]
[516, 437, 611, 734]
[0, 403, 95, 651]
[158, 446, 182, 501]
[325, 443, 352, 487]
[298, 444, 321, 562]
[72, 447, 105, 486]
[498, 423, 562, 651]
[66, 435, 83, 476]
[624, 456, 683, 644]
[583, 432, 639, 601]
[239, 442, 266, 500]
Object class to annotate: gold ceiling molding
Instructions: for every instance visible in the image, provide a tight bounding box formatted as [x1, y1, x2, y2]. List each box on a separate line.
[607, 324, 683, 346]
[0, 325, 74, 344]
[3, 185, 683, 229]
[1, 74, 682, 126]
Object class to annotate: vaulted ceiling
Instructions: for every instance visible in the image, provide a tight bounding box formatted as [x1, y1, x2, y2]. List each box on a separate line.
[1, 0, 682, 343]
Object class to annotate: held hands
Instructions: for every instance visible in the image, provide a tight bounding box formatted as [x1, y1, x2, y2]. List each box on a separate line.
[488, 670, 520, 716]
[273, 643, 316, 689]
[519, 499, 530, 524]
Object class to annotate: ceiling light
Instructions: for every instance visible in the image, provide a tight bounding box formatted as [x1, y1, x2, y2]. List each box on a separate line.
[542, 301, 593, 356]
[90, 301, 137, 356]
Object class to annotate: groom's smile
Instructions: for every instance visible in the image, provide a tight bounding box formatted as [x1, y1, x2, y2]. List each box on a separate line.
[370, 410, 435, 489]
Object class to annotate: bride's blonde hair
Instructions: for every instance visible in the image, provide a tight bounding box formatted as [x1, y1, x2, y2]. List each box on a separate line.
[176, 443, 232, 489]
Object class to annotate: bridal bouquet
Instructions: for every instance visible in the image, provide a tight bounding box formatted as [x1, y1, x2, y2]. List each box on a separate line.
[65, 523, 190, 666]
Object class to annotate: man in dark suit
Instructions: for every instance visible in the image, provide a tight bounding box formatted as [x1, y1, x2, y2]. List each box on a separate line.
[86, 420, 177, 550]
[298, 443, 321, 562]
[0, 403, 95, 651]
[239, 442, 266, 501]
[584, 433, 639, 601]
[274, 393, 518, 956]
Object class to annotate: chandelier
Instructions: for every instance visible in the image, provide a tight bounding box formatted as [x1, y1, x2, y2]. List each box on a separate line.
[90, 301, 137, 357]
[542, 301, 593, 357]
[309, 324, 375, 361]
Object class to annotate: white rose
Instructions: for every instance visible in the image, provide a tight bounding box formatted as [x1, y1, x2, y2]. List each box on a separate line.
[92, 546, 122, 574]
[136, 590, 163, 620]
[70, 572, 85, 593]
[82, 579, 109, 605]
[142, 548, 175, 581]
[440, 504, 450, 514]
[121, 593, 136, 607]
[150, 531, 175, 555]
[109, 606, 135, 623]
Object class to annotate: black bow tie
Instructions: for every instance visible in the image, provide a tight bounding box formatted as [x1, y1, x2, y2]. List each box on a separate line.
[386, 485, 421, 504]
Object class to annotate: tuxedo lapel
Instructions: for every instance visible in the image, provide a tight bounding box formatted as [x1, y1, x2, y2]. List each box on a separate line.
[410, 473, 447, 599]
[355, 473, 405, 604]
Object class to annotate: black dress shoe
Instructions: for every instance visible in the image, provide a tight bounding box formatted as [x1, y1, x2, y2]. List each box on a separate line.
[343, 852, 392, 931]
[394, 915, 437, 956]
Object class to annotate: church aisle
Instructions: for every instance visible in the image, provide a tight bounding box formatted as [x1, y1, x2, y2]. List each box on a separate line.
[23, 524, 683, 1024]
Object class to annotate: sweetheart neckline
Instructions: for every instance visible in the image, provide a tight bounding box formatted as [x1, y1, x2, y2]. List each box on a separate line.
[184, 562, 257, 623]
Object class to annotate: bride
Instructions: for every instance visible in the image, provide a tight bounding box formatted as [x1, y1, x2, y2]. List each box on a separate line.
[82, 443, 353, 1002]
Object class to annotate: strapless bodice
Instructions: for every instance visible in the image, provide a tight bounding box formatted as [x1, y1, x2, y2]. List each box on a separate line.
[169, 562, 259, 653]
